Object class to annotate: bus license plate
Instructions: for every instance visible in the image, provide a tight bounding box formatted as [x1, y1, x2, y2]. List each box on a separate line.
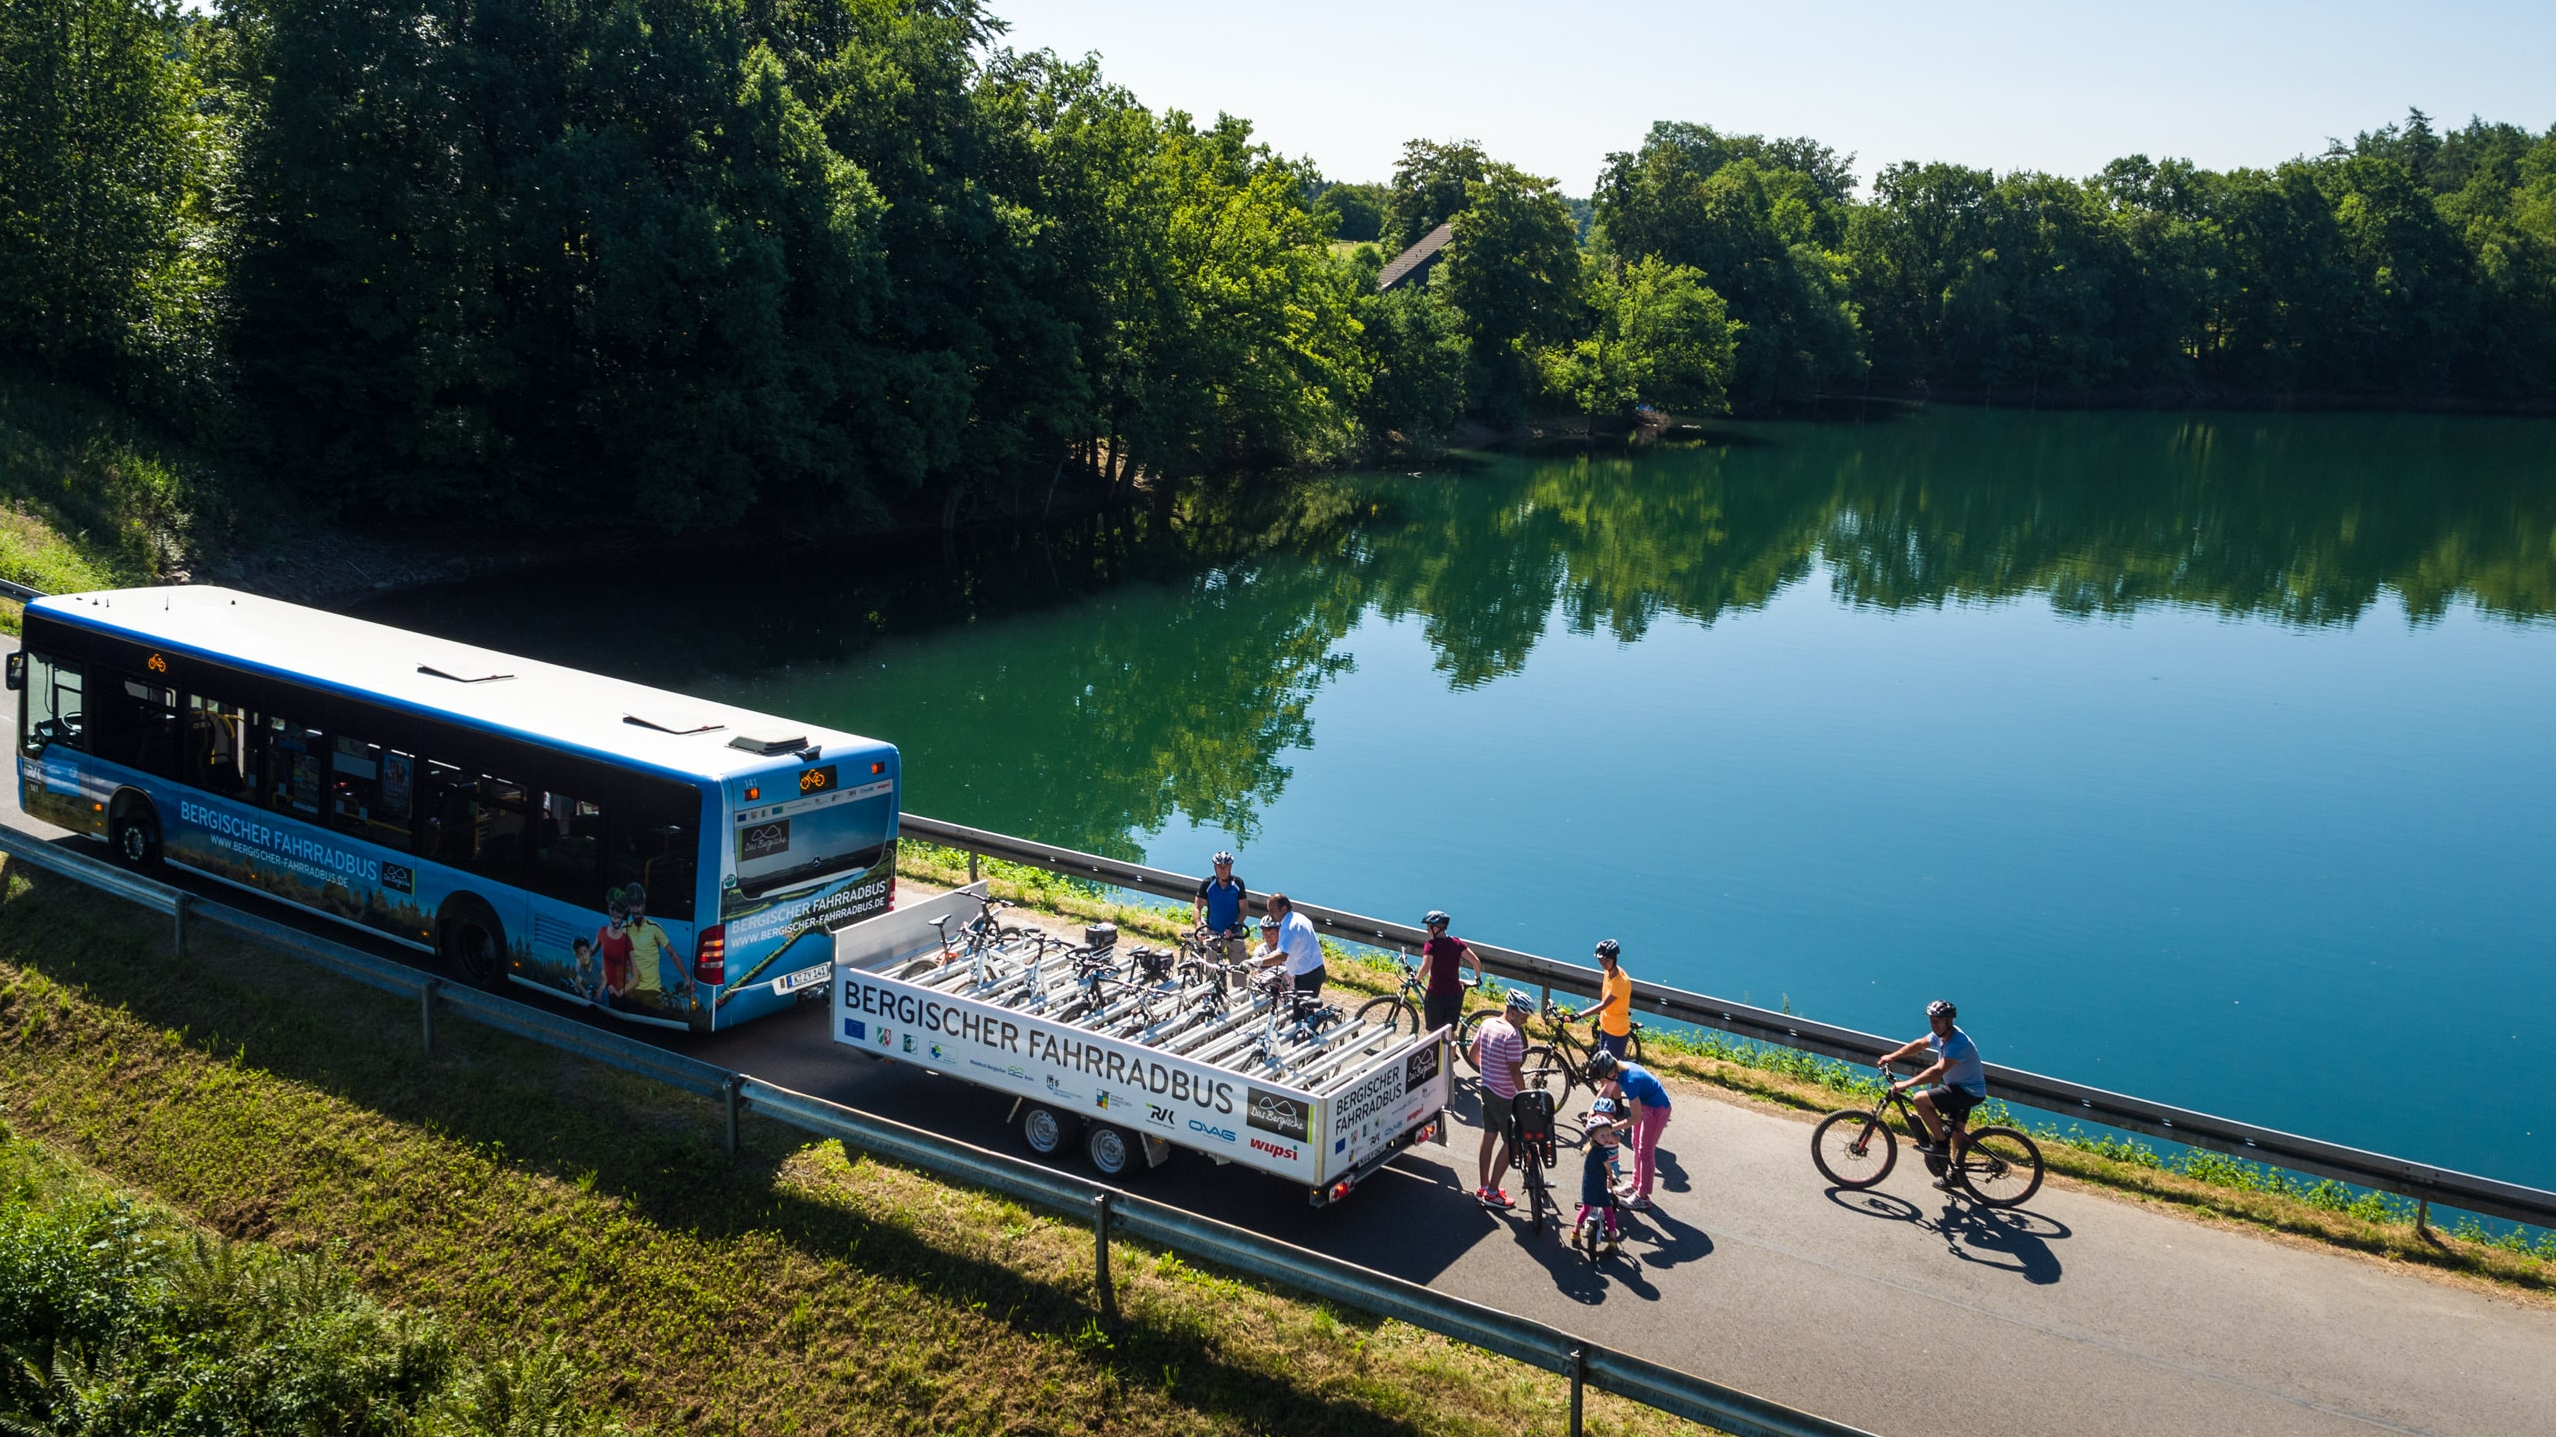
[772, 965, 830, 996]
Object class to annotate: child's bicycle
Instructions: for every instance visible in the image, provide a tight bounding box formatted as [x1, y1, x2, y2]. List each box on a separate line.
[1811, 1066, 2045, 1207]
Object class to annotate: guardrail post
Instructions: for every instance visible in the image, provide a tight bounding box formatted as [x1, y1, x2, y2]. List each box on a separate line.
[1092, 1192, 1117, 1327]
[170, 893, 189, 954]
[1566, 1345, 1585, 1437]
[723, 1075, 742, 1156]
[420, 979, 440, 1057]
[968, 850, 980, 884]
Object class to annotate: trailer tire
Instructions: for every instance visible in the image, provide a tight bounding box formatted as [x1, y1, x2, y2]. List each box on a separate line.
[1086, 1123, 1137, 1178]
[1020, 1103, 1068, 1157]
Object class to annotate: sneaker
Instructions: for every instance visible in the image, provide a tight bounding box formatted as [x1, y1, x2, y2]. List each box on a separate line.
[1931, 1177, 1958, 1193]
[1627, 1195, 1653, 1212]
[1486, 1188, 1515, 1210]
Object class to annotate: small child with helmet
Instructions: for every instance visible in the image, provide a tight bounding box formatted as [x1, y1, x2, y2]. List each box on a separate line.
[1575, 1107, 1628, 1259]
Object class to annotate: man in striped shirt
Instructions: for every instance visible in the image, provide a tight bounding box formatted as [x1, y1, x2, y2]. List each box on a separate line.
[1468, 989, 1534, 1209]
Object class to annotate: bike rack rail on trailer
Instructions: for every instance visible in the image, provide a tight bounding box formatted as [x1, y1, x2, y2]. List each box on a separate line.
[833, 888, 1452, 1204]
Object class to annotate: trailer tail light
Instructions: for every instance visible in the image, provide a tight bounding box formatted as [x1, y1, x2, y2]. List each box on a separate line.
[695, 925, 726, 986]
[1327, 1177, 1355, 1203]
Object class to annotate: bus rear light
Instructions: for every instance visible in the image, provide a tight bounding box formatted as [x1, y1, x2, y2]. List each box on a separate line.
[695, 925, 726, 985]
[871, 761, 885, 774]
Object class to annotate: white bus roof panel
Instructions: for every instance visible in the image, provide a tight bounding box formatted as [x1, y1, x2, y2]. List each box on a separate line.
[29, 585, 886, 782]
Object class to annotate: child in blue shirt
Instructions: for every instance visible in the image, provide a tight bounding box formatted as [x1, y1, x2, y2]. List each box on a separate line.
[1575, 1116, 1626, 1256]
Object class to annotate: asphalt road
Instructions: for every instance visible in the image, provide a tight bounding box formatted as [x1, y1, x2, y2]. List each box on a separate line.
[8, 708, 2551, 1436]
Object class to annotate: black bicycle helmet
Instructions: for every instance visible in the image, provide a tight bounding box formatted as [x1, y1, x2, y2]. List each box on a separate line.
[1926, 999, 1957, 1020]
[1593, 938, 1620, 961]
[1423, 910, 1450, 929]
[1587, 1049, 1621, 1078]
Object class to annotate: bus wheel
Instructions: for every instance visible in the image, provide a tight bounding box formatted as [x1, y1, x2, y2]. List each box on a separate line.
[439, 898, 508, 989]
[1086, 1123, 1138, 1179]
[1020, 1103, 1068, 1157]
[110, 799, 161, 868]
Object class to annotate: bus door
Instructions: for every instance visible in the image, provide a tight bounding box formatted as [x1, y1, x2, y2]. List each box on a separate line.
[12, 650, 101, 835]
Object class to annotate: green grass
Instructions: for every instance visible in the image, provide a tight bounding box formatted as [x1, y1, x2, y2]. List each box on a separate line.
[0, 860, 1704, 1437]
[0, 369, 223, 629]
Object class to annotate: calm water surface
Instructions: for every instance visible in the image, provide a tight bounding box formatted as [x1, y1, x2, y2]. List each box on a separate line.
[362, 409, 2556, 1189]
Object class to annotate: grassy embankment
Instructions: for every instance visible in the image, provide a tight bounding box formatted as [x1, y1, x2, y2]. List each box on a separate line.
[899, 842, 2556, 1297]
[0, 372, 219, 629]
[0, 859, 1705, 1437]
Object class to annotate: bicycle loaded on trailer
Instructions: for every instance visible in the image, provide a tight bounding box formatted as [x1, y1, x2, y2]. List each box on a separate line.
[1810, 1065, 2046, 1206]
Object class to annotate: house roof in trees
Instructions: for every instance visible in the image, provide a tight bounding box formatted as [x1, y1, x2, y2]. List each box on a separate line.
[1376, 222, 1454, 291]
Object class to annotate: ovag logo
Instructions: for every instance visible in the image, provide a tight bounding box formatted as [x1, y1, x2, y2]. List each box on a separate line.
[1187, 1118, 1236, 1143]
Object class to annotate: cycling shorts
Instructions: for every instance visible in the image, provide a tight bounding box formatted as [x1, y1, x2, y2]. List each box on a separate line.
[1923, 1085, 1984, 1123]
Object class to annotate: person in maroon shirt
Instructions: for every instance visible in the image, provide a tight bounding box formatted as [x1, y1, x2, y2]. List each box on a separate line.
[1418, 910, 1481, 1036]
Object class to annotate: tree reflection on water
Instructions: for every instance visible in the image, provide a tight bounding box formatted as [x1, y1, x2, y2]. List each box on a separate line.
[357, 408, 2556, 853]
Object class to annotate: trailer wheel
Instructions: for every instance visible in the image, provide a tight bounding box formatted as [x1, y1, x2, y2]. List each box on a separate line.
[1020, 1103, 1068, 1157]
[1086, 1123, 1137, 1178]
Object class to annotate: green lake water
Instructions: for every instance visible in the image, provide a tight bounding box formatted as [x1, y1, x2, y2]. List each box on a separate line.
[359, 407, 2556, 1191]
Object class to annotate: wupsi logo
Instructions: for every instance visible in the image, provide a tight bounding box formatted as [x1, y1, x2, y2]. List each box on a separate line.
[1187, 1118, 1236, 1143]
[1144, 1103, 1175, 1128]
[1248, 1135, 1300, 1163]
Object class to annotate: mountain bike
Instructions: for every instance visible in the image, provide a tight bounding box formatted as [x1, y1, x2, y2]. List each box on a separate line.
[1355, 958, 1475, 1039]
[1810, 1068, 2045, 1207]
[1512, 997, 1646, 1114]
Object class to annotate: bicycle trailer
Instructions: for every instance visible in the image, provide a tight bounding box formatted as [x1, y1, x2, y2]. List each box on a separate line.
[832, 886, 1452, 1205]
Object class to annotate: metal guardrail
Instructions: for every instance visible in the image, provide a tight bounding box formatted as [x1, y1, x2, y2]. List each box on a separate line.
[900, 813, 2556, 1230]
[745, 1080, 1877, 1437]
[0, 820, 1872, 1437]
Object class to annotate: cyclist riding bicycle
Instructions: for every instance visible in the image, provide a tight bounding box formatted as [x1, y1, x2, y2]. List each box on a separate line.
[1877, 1000, 1988, 1191]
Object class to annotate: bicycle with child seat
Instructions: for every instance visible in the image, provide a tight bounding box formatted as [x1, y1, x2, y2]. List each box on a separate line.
[1811, 1066, 2045, 1207]
[1356, 957, 1477, 1040]
[1505, 1087, 1560, 1234]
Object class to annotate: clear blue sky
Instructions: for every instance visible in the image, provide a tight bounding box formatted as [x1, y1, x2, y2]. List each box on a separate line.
[994, 0, 2556, 194]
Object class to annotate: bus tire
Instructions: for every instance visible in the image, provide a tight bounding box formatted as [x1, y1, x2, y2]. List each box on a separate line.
[109, 795, 161, 868]
[1086, 1123, 1138, 1179]
[439, 896, 508, 990]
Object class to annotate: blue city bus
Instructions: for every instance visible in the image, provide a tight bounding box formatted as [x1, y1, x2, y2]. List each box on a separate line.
[7, 586, 899, 1030]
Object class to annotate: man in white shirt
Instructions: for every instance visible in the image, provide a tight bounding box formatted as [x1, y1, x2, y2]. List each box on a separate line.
[1254, 892, 1327, 996]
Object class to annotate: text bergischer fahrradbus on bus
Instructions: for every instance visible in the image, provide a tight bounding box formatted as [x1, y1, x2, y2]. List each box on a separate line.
[10, 586, 900, 1031]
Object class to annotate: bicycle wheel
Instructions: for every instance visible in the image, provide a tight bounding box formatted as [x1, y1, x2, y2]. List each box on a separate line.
[1454, 1007, 1501, 1072]
[1519, 1046, 1578, 1115]
[1811, 1109, 1898, 1189]
[1623, 1026, 1646, 1065]
[1522, 1155, 1550, 1234]
[1355, 994, 1418, 1041]
[1955, 1126, 2044, 1207]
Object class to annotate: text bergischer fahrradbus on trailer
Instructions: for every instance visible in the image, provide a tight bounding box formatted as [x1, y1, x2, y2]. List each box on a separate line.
[833, 893, 1453, 1204]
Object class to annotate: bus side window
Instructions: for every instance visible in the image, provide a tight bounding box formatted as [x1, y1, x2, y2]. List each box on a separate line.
[329, 736, 413, 846]
[90, 674, 180, 778]
[255, 717, 325, 817]
[416, 760, 474, 865]
[183, 696, 250, 797]
[524, 792, 601, 904]
[473, 775, 530, 872]
[606, 797, 696, 923]
[19, 653, 80, 759]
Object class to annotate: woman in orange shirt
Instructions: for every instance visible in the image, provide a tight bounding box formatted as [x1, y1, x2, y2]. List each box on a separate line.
[1590, 939, 1634, 1059]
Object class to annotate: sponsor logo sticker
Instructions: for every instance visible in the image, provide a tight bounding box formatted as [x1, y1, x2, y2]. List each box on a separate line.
[381, 862, 414, 895]
[1405, 1039, 1442, 1090]
[844, 1019, 867, 1041]
[1144, 1103, 1176, 1128]
[1187, 1118, 1236, 1143]
[1248, 1136, 1300, 1163]
[1245, 1087, 1308, 1141]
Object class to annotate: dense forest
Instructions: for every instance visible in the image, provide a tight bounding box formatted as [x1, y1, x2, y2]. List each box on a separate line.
[4, 0, 2553, 538]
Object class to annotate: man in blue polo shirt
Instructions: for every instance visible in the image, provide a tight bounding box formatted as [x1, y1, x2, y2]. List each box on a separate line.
[1192, 851, 1249, 961]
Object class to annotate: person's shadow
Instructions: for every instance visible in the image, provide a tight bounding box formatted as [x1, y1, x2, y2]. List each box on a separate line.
[1651, 1147, 1692, 1194]
[1822, 1187, 2069, 1285]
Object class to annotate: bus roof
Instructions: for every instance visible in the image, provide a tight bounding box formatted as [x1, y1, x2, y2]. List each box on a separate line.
[28, 586, 890, 783]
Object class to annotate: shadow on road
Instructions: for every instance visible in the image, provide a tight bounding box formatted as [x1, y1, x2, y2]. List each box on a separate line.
[1823, 1186, 2069, 1285]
